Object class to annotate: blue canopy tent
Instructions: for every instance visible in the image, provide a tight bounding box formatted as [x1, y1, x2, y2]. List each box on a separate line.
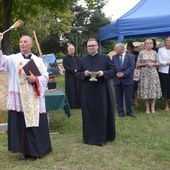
[99, 0, 170, 43]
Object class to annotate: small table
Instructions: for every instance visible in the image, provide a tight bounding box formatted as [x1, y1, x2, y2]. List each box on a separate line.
[45, 90, 71, 117]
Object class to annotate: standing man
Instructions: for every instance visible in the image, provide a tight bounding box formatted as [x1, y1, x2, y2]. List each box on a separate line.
[0, 33, 52, 159]
[112, 43, 135, 117]
[75, 38, 116, 146]
[63, 44, 82, 108]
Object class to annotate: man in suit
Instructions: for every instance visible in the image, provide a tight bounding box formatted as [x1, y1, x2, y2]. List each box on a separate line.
[112, 43, 135, 117]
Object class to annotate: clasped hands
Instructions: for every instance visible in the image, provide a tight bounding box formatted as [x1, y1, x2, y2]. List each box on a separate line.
[146, 62, 155, 67]
[117, 72, 124, 78]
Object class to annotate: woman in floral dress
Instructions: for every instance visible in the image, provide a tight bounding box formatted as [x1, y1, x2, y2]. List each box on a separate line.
[136, 39, 162, 114]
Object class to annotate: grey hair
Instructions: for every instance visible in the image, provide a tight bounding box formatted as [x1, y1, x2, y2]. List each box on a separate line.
[115, 43, 125, 50]
[67, 44, 75, 49]
[20, 35, 33, 45]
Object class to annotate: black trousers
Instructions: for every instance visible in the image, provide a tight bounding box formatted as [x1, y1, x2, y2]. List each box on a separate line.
[114, 83, 133, 115]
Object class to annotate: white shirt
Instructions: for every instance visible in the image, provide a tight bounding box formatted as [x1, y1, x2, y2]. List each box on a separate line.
[119, 52, 125, 64]
[158, 47, 170, 74]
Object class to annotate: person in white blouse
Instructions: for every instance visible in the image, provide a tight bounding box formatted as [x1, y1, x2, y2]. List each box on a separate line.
[158, 36, 170, 111]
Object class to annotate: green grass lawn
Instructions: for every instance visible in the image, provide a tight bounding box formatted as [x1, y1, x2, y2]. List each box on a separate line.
[0, 75, 170, 170]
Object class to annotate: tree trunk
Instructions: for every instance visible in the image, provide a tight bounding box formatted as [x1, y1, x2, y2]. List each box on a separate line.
[2, 0, 13, 54]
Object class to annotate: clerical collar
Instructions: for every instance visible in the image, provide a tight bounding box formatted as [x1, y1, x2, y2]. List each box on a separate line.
[89, 51, 98, 57]
[22, 53, 32, 59]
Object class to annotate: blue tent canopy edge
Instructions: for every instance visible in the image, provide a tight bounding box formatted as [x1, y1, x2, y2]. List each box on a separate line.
[99, 0, 170, 43]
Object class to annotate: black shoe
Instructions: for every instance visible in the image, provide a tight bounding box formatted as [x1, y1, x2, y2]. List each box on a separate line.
[119, 114, 125, 117]
[97, 143, 105, 146]
[20, 154, 26, 160]
[20, 153, 30, 160]
[127, 114, 136, 118]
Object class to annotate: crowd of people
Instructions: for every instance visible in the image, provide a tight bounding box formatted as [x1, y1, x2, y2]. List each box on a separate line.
[64, 38, 170, 117]
[0, 31, 169, 161]
[63, 37, 169, 146]
[125, 37, 170, 113]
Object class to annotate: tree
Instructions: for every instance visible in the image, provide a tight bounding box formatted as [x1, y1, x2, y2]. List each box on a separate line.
[63, 3, 111, 56]
[0, 0, 106, 54]
[0, 0, 76, 54]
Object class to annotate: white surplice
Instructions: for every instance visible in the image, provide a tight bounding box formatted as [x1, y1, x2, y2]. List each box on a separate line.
[0, 51, 49, 127]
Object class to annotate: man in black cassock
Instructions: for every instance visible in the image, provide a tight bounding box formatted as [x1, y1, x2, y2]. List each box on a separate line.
[75, 38, 116, 146]
[63, 44, 82, 108]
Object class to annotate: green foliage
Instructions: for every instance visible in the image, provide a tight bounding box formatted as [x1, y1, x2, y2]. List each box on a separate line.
[12, 4, 75, 52]
[85, 0, 108, 8]
[101, 40, 117, 54]
[38, 3, 111, 56]
[0, 0, 77, 54]
[55, 52, 66, 59]
[0, 0, 110, 55]
[64, 4, 111, 57]
[40, 34, 62, 55]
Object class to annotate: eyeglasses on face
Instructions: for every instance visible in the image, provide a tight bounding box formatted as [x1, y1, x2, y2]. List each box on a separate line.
[87, 45, 98, 47]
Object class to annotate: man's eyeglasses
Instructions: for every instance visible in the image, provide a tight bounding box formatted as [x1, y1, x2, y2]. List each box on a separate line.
[87, 45, 97, 48]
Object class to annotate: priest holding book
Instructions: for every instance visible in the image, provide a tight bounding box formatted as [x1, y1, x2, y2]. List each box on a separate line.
[0, 33, 52, 159]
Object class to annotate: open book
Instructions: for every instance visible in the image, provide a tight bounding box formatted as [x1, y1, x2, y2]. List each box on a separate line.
[23, 59, 41, 76]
